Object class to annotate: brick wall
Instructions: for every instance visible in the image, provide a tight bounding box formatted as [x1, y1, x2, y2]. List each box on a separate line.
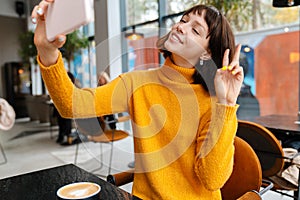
[255, 31, 300, 115]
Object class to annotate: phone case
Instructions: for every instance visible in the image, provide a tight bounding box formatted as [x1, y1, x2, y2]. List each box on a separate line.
[45, 0, 93, 41]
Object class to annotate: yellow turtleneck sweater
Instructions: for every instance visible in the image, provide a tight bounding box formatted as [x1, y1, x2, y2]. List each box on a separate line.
[38, 52, 238, 200]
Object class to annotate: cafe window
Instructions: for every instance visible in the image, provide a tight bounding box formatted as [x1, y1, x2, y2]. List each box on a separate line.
[122, 0, 162, 72]
[120, 0, 300, 117]
[125, 23, 160, 71]
[165, 0, 199, 14]
[234, 0, 299, 118]
[125, 0, 158, 26]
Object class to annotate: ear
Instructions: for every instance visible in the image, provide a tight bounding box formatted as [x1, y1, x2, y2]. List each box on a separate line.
[200, 51, 212, 60]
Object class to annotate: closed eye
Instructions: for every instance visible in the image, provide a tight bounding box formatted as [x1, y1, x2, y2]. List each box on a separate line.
[193, 28, 200, 35]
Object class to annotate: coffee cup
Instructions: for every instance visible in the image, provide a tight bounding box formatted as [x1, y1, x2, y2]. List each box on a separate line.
[57, 182, 101, 200]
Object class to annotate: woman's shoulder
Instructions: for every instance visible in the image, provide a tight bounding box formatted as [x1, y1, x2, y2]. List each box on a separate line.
[119, 67, 161, 80]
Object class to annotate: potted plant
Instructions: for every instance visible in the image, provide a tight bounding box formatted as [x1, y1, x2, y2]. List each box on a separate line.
[18, 30, 37, 65]
[19, 29, 89, 70]
[59, 30, 89, 70]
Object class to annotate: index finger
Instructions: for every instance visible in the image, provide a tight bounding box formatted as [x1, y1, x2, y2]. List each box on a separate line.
[222, 49, 230, 67]
[31, 0, 50, 20]
[232, 44, 242, 63]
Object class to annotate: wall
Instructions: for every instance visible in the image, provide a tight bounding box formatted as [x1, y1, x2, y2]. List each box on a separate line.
[94, 0, 123, 80]
[0, 0, 37, 97]
[0, 0, 22, 18]
[255, 31, 300, 116]
[0, 16, 27, 97]
[0, 0, 38, 18]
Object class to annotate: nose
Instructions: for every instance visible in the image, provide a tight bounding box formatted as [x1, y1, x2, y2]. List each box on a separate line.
[175, 23, 185, 34]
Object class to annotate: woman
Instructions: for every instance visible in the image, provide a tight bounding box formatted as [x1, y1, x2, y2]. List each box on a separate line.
[53, 71, 75, 144]
[32, 2, 243, 199]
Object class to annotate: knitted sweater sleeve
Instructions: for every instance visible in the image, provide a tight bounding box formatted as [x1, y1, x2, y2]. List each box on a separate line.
[194, 103, 238, 191]
[37, 53, 129, 118]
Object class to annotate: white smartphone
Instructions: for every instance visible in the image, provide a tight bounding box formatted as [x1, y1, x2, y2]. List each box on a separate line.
[45, 0, 93, 41]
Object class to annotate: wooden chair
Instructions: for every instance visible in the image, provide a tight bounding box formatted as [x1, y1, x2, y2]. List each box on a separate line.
[107, 136, 272, 199]
[74, 115, 130, 176]
[236, 120, 300, 199]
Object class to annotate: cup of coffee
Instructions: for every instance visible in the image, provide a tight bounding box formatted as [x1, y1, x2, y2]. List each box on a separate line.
[57, 182, 101, 200]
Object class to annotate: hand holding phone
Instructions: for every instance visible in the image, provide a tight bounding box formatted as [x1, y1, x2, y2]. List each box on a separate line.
[45, 0, 93, 41]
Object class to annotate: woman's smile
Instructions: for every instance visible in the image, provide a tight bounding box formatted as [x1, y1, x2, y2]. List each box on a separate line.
[169, 32, 183, 44]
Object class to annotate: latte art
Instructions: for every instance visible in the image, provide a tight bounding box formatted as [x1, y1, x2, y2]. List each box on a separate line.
[57, 182, 100, 199]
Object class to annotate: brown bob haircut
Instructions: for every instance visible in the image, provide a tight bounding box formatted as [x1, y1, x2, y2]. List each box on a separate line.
[157, 5, 236, 94]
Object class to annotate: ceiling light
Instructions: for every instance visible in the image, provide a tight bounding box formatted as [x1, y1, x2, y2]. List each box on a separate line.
[125, 26, 144, 41]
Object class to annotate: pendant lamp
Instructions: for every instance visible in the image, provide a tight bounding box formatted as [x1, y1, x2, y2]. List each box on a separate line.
[125, 26, 144, 41]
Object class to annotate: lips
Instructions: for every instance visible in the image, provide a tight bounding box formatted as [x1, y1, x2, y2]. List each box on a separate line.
[170, 32, 183, 44]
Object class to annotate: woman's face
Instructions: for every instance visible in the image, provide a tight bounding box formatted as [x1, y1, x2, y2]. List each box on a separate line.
[164, 12, 211, 68]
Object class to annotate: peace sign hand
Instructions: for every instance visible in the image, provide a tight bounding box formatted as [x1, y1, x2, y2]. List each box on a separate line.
[214, 44, 244, 106]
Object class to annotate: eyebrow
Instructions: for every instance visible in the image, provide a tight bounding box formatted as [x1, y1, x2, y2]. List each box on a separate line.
[183, 14, 207, 32]
[194, 20, 206, 31]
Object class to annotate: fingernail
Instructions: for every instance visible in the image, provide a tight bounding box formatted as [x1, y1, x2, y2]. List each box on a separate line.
[58, 37, 65, 42]
[31, 17, 37, 24]
[232, 70, 236, 75]
[37, 7, 43, 15]
[221, 66, 227, 71]
[228, 66, 233, 70]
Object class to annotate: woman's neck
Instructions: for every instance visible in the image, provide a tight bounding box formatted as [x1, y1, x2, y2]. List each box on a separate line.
[170, 54, 195, 69]
[162, 57, 196, 84]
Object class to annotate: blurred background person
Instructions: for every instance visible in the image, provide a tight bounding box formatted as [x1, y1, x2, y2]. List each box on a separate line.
[53, 72, 76, 145]
[97, 72, 116, 130]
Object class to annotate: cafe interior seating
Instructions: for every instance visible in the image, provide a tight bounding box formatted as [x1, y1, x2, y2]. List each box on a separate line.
[74, 115, 130, 176]
[107, 136, 273, 199]
[236, 120, 300, 200]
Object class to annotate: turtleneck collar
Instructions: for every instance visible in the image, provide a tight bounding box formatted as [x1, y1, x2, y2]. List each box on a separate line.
[160, 57, 196, 84]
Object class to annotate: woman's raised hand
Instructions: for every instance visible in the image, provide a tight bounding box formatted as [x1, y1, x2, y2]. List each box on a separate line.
[31, 0, 66, 66]
[214, 44, 244, 106]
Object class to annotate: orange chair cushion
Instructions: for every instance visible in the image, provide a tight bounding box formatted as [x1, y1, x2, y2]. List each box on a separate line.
[89, 130, 129, 143]
[221, 137, 262, 200]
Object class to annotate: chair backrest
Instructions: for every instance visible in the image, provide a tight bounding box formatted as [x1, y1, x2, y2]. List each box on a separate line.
[221, 137, 262, 200]
[75, 117, 104, 136]
[75, 114, 125, 137]
[236, 120, 284, 177]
